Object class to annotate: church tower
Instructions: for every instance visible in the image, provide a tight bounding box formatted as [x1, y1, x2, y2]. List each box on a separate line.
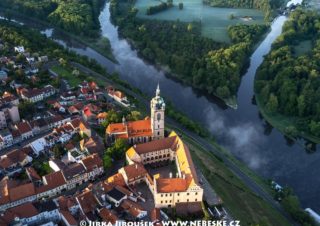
[150, 84, 165, 140]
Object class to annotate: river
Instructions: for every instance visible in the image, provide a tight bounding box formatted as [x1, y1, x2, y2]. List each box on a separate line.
[2, 0, 319, 212]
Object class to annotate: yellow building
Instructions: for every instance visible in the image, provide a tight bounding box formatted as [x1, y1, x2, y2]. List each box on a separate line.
[124, 131, 203, 208]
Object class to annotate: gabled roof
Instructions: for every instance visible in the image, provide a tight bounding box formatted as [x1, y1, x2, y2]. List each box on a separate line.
[132, 136, 177, 154]
[15, 121, 32, 134]
[9, 183, 36, 201]
[81, 154, 103, 171]
[99, 208, 118, 225]
[122, 164, 147, 181]
[106, 118, 152, 139]
[76, 189, 99, 214]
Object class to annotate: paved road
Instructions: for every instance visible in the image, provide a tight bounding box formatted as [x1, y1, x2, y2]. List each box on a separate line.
[49, 62, 297, 225]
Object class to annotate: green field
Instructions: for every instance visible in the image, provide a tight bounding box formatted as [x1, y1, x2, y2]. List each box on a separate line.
[51, 65, 82, 87]
[134, 0, 265, 43]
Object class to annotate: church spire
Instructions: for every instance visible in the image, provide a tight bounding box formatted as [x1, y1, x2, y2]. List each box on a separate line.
[156, 83, 160, 97]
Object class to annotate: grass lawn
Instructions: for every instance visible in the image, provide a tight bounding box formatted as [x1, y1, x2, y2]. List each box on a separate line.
[134, 0, 265, 43]
[181, 136, 291, 226]
[51, 65, 82, 87]
[255, 93, 320, 144]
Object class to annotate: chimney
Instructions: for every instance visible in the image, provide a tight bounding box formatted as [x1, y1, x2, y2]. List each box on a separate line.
[135, 164, 137, 169]
[169, 172, 172, 178]
[182, 174, 185, 179]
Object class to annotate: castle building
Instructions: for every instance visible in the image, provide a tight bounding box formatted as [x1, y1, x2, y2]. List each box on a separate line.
[106, 85, 165, 144]
[124, 131, 203, 209]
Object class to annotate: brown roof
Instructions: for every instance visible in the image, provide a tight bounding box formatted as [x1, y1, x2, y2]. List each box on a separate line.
[63, 163, 86, 180]
[15, 121, 32, 134]
[9, 183, 36, 201]
[0, 149, 28, 169]
[37, 171, 66, 193]
[60, 210, 78, 225]
[57, 196, 77, 211]
[81, 154, 103, 171]
[76, 189, 99, 214]
[2, 203, 39, 221]
[122, 164, 147, 181]
[120, 199, 144, 218]
[99, 208, 118, 225]
[26, 167, 41, 181]
[133, 136, 177, 154]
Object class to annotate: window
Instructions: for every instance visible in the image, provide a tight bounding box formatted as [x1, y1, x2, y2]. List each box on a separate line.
[161, 201, 163, 203]
[195, 192, 198, 195]
[195, 199, 197, 202]
[187, 193, 189, 196]
[157, 113, 161, 121]
[187, 199, 189, 202]
[161, 194, 163, 197]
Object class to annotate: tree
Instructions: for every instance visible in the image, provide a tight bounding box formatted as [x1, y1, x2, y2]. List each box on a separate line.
[106, 139, 129, 160]
[52, 144, 65, 159]
[297, 95, 306, 117]
[18, 101, 36, 119]
[103, 154, 113, 169]
[178, 2, 183, 10]
[229, 14, 235, 20]
[266, 94, 278, 113]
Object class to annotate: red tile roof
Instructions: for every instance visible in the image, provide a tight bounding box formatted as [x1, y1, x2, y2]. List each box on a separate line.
[156, 178, 188, 193]
[122, 164, 147, 182]
[106, 119, 152, 139]
[99, 208, 118, 225]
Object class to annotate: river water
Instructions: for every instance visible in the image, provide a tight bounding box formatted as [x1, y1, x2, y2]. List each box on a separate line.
[2, 0, 319, 212]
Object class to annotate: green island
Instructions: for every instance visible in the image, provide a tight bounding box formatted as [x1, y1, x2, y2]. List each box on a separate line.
[110, 0, 276, 108]
[255, 8, 320, 144]
[0, 0, 115, 62]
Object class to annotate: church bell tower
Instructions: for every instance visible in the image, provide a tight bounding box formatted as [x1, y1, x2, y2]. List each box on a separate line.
[150, 84, 165, 140]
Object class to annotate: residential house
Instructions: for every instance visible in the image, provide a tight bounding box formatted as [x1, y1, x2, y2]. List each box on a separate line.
[80, 154, 104, 180]
[14, 121, 33, 140]
[0, 149, 33, 175]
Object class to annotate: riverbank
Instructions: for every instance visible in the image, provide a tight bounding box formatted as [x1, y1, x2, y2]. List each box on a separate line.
[255, 93, 320, 145]
[0, 7, 117, 63]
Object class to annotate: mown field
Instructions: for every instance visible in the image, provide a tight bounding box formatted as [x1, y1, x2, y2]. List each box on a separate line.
[134, 0, 265, 43]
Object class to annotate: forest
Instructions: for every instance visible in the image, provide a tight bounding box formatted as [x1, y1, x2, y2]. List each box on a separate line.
[110, 0, 267, 102]
[255, 9, 320, 140]
[203, 0, 286, 20]
[0, 0, 104, 36]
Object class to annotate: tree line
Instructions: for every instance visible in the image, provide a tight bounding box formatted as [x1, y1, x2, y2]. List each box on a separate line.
[110, 0, 267, 101]
[146, 0, 173, 15]
[0, 0, 104, 37]
[255, 9, 320, 139]
[203, 0, 286, 21]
